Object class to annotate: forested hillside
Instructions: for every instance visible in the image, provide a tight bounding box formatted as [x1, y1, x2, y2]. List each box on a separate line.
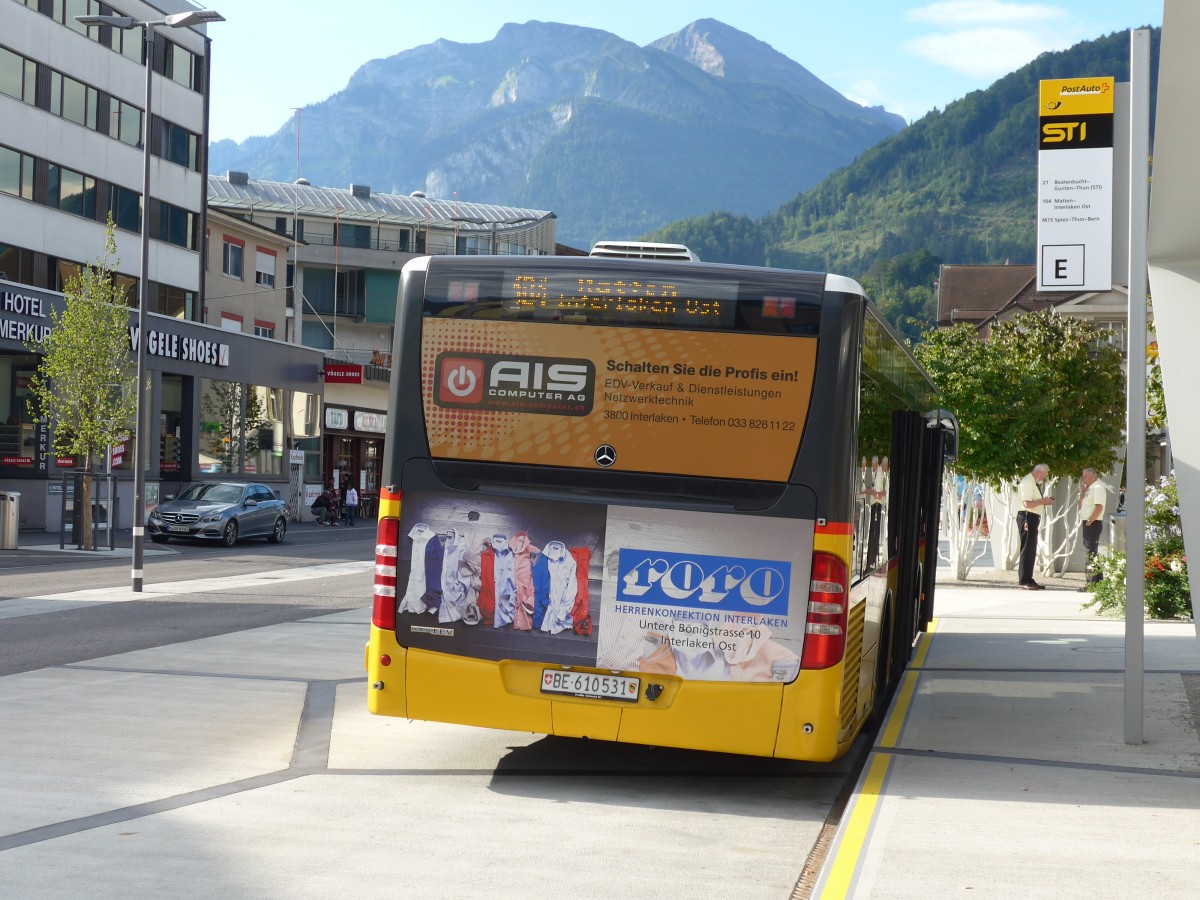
[648, 28, 1160, 343]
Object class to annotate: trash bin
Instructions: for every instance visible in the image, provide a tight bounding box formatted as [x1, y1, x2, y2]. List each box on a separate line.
[0, 491, 19, 550]
[1109, 511, 1126, 553]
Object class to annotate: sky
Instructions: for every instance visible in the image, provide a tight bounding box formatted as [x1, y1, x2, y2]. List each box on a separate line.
[203, 0, 1163, 144]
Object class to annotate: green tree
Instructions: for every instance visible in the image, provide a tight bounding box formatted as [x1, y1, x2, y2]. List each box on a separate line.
[644, 211, 768, 265]
[24, 220, 137, 549]
[917, 311, 1124, 485]
[917, 311, 1125, 579]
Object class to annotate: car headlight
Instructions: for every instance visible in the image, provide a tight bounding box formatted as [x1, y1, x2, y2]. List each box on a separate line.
[200, 512, 224, 523]
[149, 510, 163, 521]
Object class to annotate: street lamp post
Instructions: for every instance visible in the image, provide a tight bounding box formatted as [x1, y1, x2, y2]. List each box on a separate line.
[77, 9, 224, 591]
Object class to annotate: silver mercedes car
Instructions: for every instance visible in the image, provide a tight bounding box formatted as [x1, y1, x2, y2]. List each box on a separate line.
[147, 482, 288, 546]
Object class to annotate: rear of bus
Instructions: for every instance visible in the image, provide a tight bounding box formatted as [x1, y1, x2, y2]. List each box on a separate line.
[367, 255, 874, 761]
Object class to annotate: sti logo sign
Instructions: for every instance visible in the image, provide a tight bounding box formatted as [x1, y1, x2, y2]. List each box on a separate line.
[1036, 76, 1115, 292]
[434, 352, 595, 416]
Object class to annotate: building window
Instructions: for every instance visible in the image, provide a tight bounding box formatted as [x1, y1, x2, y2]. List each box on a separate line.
[255, 248, 276, 287]
[109, 183, 140, 233]
[222, 238, 244, 279]
[151, 116, 200, 172]
[0, 146, 33, 199]
[6, 143, 151, 234]
[57, 168, 88, 217]
[29, 0, 142, 65]
[220, 312, 243, 332]
[158, 38, 203, 94]
[44, 162, 89, 211]
[335, 222, 371, 249]
[456, 234, 490, 256]
[152, 199, 198, 250]
[153, 283, 194, 318]
[0, 46, 36, 105]
[115, 100, 143, 148]
[254, 321, 275, 339]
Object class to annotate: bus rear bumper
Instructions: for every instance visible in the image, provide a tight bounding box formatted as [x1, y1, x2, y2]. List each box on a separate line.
[366, 626, 856, 761]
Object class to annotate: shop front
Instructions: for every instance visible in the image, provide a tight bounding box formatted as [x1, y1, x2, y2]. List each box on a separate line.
[322, 405, 386, 519]
[1, 280, 325, 530]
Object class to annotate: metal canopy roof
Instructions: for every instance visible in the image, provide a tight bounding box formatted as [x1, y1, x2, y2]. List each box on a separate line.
[207, 175, 554, 232]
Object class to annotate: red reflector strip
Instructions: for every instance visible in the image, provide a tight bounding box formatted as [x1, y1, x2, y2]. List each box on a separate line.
[373, 516, 400, 630]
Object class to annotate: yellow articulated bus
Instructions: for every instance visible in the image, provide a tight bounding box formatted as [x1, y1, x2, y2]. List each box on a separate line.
[366, 253, 955, 761]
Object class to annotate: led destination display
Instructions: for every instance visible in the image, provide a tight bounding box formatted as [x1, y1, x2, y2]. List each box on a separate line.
[501, 270, 739, 328]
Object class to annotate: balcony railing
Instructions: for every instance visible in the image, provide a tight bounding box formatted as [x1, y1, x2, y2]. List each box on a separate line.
[303, 291, 365, 319]
[322, 349, 392, 384]
[299, 233, 412, 253]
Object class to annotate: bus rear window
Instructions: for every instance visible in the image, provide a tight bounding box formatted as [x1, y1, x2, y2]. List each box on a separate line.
[422, 259, 823, 335]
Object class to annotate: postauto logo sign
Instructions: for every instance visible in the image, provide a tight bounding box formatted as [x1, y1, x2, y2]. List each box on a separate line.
[617, 548, 791, 615]
[434, 352, 595, 416]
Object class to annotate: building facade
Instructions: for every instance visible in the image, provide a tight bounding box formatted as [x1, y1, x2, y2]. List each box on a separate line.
[207, 173, 556, 501]
[0, 1, 324, 530]
[2, 0, 212, 313]
[1, 2, 559, 530]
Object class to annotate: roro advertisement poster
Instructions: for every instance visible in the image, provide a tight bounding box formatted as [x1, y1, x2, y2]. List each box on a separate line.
[394, 492, 813, 683]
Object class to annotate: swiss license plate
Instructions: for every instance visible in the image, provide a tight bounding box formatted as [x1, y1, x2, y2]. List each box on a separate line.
[168, 525, 191, 533]
[540, 669, 640, 702]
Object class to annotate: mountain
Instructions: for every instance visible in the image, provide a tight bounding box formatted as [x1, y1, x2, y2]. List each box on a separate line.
[208, 19, 905, 247]
[648, 27, 1160, 342]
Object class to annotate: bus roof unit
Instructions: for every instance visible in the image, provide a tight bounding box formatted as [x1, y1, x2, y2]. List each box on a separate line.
[589, 240, 700, 261]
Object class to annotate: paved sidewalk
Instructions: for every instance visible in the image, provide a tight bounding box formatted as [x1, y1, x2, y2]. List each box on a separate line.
[815, 569, 1200, 898]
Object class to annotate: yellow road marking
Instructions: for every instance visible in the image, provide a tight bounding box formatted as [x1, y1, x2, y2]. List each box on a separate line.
[817, 752, 894, 899]
[817, 618, 940, 895]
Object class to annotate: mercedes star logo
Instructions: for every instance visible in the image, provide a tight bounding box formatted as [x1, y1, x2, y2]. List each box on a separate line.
[594, 444, 617, 467]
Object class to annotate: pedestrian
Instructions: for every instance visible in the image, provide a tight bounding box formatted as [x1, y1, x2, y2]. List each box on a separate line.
[865, 455, 884, 569]
[328, 485, 340, 526]
[1016, 463, 1054, 590]
[344, 484, 359, 525]
[310, 487, 334, 526]
[1077, 467, 1107, 589]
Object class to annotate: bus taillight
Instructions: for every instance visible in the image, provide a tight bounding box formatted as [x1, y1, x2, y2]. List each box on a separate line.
[373, 513, 400, 631]
[801, 551, 848, 669]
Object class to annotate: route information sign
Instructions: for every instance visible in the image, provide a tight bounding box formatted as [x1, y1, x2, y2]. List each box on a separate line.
[1036, 77, 1115, 292]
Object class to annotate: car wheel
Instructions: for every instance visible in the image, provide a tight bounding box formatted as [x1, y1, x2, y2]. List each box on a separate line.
[222, 519, 239, 547]
[267, 516, 287, 543]
[150, 534, 170, 544]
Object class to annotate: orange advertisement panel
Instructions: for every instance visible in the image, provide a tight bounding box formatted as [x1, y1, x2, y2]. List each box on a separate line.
[422, 319, 817, 481]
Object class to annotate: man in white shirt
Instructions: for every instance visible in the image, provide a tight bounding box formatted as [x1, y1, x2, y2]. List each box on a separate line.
[1016, 464, 1054, 590]
[1077, 467, 1107, 589]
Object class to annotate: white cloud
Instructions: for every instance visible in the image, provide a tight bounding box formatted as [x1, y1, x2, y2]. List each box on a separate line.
[906, 1, 1067, 26]
[903, 2, 1074, 81]
[905, 26, 1072, 78]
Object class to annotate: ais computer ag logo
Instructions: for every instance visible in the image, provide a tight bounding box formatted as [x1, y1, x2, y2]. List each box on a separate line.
[434, 352, 595, 416]
[437, 356, 484, 404]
